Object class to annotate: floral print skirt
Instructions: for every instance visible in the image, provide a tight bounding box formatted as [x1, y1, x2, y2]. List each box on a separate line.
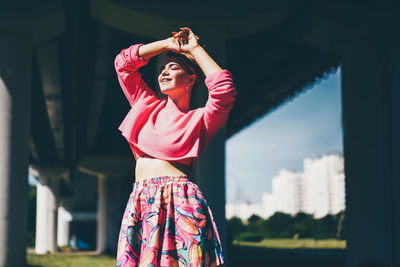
[116, 176, 224, 267]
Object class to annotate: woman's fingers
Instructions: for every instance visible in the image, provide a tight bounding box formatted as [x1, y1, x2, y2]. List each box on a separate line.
[180, 27, 191, 33]
[172, 30, 185, 45]
[173, 28, 194, 38]
[172, 31, 178, 35]
[179, 29, 189, 45]
[170, 27, 199, 51]
[171, 30, 185, 49]
[183, 35, 188, 45]
[180, 27, 195, 38]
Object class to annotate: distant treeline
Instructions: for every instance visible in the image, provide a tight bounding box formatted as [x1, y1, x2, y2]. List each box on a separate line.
[227, 211, 345, 243]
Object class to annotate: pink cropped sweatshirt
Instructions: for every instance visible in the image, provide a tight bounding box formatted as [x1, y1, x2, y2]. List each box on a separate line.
[115, 44, 236, 167]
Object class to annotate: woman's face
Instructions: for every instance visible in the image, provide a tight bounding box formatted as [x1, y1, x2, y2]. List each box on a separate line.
[158, 58, 193, 96]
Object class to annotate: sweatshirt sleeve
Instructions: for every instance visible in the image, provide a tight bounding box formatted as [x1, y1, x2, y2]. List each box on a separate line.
[202, 70, 237, 141]
[114, 44, 158, 106]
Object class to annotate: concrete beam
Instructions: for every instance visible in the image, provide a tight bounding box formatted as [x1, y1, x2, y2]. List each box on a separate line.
[0, 1, 64, 44]
[78, 156, 134, 177]
[29, 165, 69, 183]
[90, 0, 184, 40]
[35, 44, 66, 161]
[0, 36, 32, 266]
[89, 0, 300, 39]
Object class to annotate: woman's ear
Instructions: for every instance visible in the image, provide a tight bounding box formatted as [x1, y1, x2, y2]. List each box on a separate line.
[188, 74, 196, 86]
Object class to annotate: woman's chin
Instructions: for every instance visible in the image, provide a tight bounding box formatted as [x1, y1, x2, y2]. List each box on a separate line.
[160, 89, 170, 95]
[160, 87, 176, 95]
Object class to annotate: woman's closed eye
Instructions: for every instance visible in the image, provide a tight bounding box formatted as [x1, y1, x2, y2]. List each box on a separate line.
[161, 63, 182, 71]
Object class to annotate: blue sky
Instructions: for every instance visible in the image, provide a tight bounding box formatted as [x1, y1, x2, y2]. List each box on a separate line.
[226, 67, 343, 204]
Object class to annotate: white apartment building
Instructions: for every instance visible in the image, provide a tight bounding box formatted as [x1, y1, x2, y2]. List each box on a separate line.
[225, 201, 266, 220]
[302, 154, 345, 218]
[270, 169, 303, 215]
[226, 153, 345, 220]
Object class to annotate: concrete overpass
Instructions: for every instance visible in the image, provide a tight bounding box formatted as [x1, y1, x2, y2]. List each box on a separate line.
[0, 0, 399, 266]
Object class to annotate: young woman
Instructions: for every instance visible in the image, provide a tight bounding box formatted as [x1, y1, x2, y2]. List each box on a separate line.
[115, 27, 236, 267]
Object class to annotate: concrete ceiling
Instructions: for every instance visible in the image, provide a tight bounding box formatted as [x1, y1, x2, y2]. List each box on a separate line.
[8, 0, 396, 168]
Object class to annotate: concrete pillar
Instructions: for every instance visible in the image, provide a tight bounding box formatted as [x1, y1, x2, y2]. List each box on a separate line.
[0, 36, 31, 266]
[341, 43, 400, 267]
[79, 156, 133, 254]
[97, 175, 108, 253]
[194, 27, 228, 258]
[29, 165, 68, 254]
[96, 174, 126, 253]
[57, 206, 72, 247]
[36, 177, 59, 253]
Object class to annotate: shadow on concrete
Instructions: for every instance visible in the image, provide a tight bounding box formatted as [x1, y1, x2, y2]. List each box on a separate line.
[227, 245, 347, 267]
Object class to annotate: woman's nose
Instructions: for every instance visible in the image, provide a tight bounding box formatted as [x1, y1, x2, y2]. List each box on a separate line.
[161, 69, 169, 76]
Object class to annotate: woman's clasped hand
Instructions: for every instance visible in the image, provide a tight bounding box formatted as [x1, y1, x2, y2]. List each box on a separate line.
[168, 27, 200, 60]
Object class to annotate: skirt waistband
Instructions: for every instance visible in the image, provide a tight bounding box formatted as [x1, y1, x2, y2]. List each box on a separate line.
[133, 175, 190, 188]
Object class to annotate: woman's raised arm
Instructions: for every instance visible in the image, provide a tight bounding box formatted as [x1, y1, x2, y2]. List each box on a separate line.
[137, 39, 169, 61]
[173, 27, 223, 78]
[138, 32, 195, 61]
[140, 27, 223, 77]
[189, 45, 222, 77]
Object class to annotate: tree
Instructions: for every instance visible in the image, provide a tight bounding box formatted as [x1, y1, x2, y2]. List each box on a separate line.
[247, 214, 263, 232]
[227, 217, 245, 248]
[247, 214, 262, 224]
[227, 217, 245, 237]
[264, 212, 293, 238]
[335, 211, 346, 239]
[291, 212, 314, 238]
[314, 214, 336, 239]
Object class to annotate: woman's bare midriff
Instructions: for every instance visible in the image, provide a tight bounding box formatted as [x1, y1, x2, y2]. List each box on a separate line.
[135, 157, 192, 182]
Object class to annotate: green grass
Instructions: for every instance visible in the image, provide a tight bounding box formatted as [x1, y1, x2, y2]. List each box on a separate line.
[27, 239, 346, 267]
[27, 253, 115, 267]
[234, 238, 346, 249]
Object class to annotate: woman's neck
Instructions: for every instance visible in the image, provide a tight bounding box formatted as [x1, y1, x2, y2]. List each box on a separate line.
[167, 95, 190, 112]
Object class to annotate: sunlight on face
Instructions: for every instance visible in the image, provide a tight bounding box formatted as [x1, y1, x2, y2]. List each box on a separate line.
[158, 59, 192, 95]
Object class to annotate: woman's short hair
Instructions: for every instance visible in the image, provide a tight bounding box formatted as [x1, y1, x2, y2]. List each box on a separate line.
[165, 51, 202, 91]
